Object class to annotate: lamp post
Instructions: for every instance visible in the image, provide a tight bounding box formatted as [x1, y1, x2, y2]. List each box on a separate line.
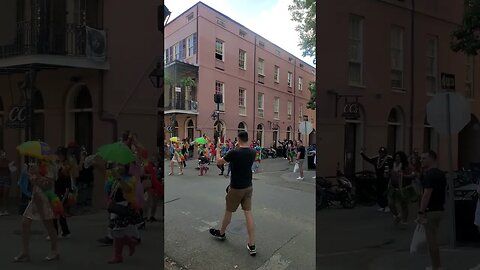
[213, 92, 222, 145]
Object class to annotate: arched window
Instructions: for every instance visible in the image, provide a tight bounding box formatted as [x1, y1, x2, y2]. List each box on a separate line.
[238, 122, 247, 133]
[66, 85, 93, 153]
[186, 119, 195, 140]
[256, 124, 264, 147]
[32, 90, 45, 141]
[387, 107, 404, 154]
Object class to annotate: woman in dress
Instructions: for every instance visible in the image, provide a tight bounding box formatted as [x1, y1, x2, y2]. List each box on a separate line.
[105, 163, 142, 264]
[387, 151, 416, 225]
[14, 160, 61, 262]
[169, 142, 184, 176]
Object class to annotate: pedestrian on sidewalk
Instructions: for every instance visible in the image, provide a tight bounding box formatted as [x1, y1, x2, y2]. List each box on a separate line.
[169, 142, 184, 176]
[52, 147, 72, 239]
[360, 146, 393, 213]
[296, 140, 306, 180]
[0, 149, 14, 216]
[14, 160, 61, 262]
[105, 163, 142, 264]
[209, 131, 257, 256]
[415, 150, 446, 270]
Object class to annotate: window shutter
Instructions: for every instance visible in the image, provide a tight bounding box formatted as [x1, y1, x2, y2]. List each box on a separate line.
[193, 33, 197, 54]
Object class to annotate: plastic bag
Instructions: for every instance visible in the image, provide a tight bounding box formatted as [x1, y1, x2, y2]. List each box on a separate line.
[410, 224, 427, 254]
[294, 162, 299, 173]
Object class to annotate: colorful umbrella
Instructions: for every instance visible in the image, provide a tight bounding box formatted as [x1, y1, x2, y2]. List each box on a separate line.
[170, 137, 179, 143]
[194, 137, 208, 145]
[16, 141, 54, 160]
[97, 142, 136, 165]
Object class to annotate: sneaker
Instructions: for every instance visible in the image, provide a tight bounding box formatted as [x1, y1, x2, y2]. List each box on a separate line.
[297, 177, 304, 180]
[209, 229, 226, 240]
[246, 244, 257, 256]
[383, 207, 391, 213]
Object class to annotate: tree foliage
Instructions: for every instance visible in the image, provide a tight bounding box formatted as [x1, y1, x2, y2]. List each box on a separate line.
[288, 0, 316, 59]
[451, 0, 480, 55]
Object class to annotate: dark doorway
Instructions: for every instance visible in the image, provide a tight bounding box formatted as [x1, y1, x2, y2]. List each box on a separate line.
[344, 123, 357, 178]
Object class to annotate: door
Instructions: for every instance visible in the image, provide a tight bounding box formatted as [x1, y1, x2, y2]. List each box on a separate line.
[344, 123, 357, 178]
[387, 125, 397, 155]
[75, 112, 92, 153]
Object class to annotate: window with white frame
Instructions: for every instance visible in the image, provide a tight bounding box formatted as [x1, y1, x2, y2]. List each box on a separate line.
[288, 72, 293, 87]
[258, 92, 264, 118]
[391, 26, 404, 89]
[216, 39, 224, 61]
[348, 15, 364, 85]
[258, 58, 265, 76]
[239, 49, 246, 70]
[239, 88, 247, 115]
[274, 97, 280, 120]
[216, 17, 225, 27]
[187, 35, 194, 57]
[298, 76, 303, 91]
[466, 55, 474, 99]
[426, 36, 438, 94]
[274, 65, 280, 83]
[287, 101, 292, 120]
[215, 81, 225, 111]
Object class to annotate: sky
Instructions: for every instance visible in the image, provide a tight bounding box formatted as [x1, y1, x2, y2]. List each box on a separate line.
[164, 0, 315, 67]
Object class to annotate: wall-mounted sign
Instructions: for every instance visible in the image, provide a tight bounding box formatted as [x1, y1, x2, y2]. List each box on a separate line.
[441, 73, 455, 91]
[6, 106, 26, 128]
[342, 102, 360, 120]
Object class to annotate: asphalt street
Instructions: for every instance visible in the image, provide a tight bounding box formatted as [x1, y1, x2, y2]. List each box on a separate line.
[0, 207, 163, 270]
[164, 158, 316, 270]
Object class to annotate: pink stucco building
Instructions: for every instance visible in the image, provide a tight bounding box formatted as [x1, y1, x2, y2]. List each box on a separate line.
[0, 0, 163, 207]
[317, 0, 480, 177]
[164, 2, 316, 148]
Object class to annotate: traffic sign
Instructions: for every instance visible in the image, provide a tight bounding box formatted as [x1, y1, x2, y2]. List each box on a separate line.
[298, 121, 313, 135]
[441, 73, 455, 91]
[426, 92, 470, 135]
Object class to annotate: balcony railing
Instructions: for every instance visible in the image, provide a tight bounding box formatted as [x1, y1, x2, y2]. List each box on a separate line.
[0, 21, 87, 58]
[166, 99, 198, 112]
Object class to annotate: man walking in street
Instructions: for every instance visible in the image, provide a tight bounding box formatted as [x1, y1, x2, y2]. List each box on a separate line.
[360, 146, 393, 212]
[296, 140, 306, 180]
[416, 150, 446, 270]
[209, 131, 257, 256]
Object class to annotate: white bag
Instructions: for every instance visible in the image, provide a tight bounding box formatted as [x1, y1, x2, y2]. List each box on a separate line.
[293, 162, 299, 173]
[410, 224, 427, 254]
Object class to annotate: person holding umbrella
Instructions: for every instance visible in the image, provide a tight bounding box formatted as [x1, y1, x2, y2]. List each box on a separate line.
[14, 141, 62, 262]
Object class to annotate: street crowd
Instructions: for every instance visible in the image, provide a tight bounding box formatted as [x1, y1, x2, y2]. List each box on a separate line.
[0, 131, 163, 264]
[360, 147, 480, 270]
[165, 135, 314, 180]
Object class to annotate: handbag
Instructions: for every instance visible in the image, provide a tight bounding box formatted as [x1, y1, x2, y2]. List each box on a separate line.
[410, 224, 427, 254]
[294, 162, 299, 173]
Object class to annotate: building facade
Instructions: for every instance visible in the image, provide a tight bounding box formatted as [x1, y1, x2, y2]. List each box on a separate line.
[164, 2, 316, 148]
[0, 0, 164, 207]
[317, 0, 480, 177]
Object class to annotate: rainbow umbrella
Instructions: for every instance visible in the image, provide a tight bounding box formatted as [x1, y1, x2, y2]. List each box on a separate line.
[97, 142, 136, 165]
[194, 137, 208, 145]
[16, 141, 54, 160]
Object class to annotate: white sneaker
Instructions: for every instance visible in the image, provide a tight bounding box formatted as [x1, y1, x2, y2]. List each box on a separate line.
[312, 176, 316, 179]
[297, 177, 304, 180]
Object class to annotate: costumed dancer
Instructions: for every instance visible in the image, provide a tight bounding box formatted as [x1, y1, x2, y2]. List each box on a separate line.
[143, 160, 163, 222]
[51, 147, 72, 239]
[14, 159, 63, 262]
[105, 163, 143, 264]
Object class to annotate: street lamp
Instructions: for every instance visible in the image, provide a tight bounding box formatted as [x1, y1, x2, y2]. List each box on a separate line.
[213, 93, 222, 144]
[149, 62, 162, 88]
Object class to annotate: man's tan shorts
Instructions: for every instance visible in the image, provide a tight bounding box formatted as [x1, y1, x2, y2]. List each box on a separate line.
[226, 186, 253, 212]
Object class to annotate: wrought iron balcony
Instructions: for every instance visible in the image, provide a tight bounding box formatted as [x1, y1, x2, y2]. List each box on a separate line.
[0, 21, 87, 58]
[165, 99, 199, 113]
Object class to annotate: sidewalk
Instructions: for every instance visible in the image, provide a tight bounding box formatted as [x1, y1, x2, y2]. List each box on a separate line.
[0, 210, 163, 269]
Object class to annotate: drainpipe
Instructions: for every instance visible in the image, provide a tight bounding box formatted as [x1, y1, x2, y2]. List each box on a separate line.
[253, 35, 257, 138]
[409, 0, 415, 154]
[98, 70, 118, 142]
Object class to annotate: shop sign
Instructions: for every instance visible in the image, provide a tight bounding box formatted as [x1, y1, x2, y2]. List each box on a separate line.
[6, 106, 26, 128]
[342, 102, 360, 120]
